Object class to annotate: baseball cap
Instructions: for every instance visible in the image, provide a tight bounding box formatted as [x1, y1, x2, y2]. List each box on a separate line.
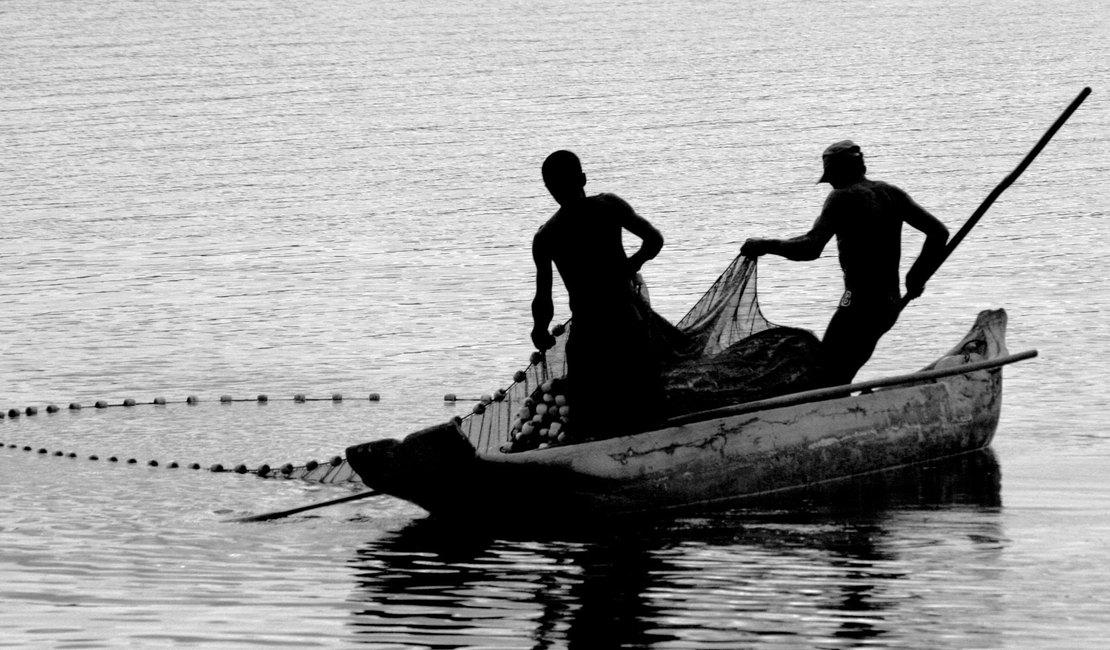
[818, 140, 862, 183]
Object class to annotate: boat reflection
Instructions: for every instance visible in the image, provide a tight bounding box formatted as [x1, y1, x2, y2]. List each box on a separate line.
[346, 449, 1004, 648]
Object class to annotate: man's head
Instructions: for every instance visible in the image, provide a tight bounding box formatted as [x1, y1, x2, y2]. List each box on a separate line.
[542, 150, 587, 205]
[818, 140, 866, 188]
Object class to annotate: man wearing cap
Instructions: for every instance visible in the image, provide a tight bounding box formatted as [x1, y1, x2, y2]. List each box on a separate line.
[740, 140, 949, 385]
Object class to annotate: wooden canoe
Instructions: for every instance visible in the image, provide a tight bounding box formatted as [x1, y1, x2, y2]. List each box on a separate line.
[345, 309, 1034, 519]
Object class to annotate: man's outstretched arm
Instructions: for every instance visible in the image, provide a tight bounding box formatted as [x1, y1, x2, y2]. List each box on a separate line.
[741, 209, 836, 261]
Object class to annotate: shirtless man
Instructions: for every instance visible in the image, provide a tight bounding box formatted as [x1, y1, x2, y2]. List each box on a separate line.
[531, 150, 666, 437]
[740, 140, 949, 385]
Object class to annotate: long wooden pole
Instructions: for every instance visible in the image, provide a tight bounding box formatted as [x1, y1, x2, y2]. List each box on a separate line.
[228, 489, 380, 523]
[665, 348, 1037, 427]
[902, 86, 1091, 310]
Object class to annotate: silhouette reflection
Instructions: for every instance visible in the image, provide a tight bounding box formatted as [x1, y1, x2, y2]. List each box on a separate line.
[347, 450, 1004, 648]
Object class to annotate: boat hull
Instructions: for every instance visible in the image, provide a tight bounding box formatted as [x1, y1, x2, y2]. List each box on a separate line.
[346, 309, 1021, 519]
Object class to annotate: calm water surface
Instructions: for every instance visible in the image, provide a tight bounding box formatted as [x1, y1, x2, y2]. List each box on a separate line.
[2, 0, 1109, 647]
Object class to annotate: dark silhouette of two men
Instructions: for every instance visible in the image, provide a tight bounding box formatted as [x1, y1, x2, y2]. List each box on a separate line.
[530, 143, 949, 439]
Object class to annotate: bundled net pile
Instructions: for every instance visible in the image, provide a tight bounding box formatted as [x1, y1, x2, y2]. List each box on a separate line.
[458, 254, 827, 454]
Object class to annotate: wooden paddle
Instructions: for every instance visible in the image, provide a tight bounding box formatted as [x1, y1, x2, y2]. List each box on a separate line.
[901, 86, 1092, 310]
[228, 489, 381, 523]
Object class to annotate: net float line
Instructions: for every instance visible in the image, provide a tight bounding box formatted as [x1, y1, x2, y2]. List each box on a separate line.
[0, 439, 362, 484]
[0, 326, 570, 483]
[0, 389, 443, 487]
[1, 392, 385, 418]
[0, 327, 569, 483]
[450, 321, 571, 454]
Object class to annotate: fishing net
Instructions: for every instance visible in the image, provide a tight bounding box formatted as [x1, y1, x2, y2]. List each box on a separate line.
[458, 254, 826, 454]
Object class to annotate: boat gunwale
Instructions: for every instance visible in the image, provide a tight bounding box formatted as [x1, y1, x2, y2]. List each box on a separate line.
[478, 348, 1036, 465]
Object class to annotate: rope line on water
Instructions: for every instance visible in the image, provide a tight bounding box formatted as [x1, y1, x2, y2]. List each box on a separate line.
[0, 439, 360, 483]
[0, 391, 382, 485]
[1, 391, 386, 418]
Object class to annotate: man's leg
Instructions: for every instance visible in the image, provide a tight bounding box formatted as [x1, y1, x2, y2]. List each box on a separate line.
[821, 303, 898, 386]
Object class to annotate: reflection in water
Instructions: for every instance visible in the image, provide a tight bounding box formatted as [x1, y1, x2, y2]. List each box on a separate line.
[549, 537, 674, 649]
[347, 451, 1004, 648]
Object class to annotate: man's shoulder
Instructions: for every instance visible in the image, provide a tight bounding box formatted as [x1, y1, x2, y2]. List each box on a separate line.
[866, 178, 906, 192]
[533, 209, 562, 240]
[828, 179, 906, 200]
[590, 192, 633, 210]
[860, 178, 912, 198]
[824, 185, 863, 207]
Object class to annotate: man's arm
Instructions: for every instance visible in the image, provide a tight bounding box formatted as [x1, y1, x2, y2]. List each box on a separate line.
[609, 195, 664, 275]
[901, 192, 949, 300]
[740, 206, 837, 261]
[530, 231, 557, 351]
